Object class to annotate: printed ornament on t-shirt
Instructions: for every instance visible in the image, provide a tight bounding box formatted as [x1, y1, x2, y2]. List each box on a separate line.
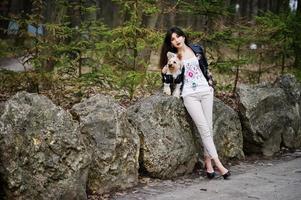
[184, 61, 203, 90]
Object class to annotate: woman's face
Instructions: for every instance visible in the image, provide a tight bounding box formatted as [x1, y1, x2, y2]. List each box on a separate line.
[170, 33, 185, 49]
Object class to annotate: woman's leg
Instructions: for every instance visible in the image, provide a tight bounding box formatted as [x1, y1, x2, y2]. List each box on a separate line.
[204, 155, 214, 172]
[197, 89, 215, 173]
[183, 93, 217, 172]
[199, 89, 229, 175]
[212, 158, 228, 175]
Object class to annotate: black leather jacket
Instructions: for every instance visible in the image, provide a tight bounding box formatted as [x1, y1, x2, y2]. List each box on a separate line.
[162, 44, 211, 86]
[189, 44, 210, 81]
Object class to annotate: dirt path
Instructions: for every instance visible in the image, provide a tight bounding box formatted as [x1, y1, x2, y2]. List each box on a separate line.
[102, 150, 301, 200]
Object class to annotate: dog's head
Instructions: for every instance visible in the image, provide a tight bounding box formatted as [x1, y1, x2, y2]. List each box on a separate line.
[166, 52, 182, 75]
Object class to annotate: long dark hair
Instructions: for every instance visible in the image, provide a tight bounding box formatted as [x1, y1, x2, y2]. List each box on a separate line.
[159, 27, 190, 68]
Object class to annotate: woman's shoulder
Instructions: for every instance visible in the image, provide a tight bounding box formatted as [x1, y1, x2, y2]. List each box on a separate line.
[189, 44, 204, 54]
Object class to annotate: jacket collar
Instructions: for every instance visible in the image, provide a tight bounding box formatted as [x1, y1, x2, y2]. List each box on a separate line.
[189, 44, 203, 54]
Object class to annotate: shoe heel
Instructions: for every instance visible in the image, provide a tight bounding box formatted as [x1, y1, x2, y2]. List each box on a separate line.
[206, 171, 216, 179]
[222, 171, 231, 180]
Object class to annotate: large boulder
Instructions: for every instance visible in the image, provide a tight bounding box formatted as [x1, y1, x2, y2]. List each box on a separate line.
[213, 98, 244, 160]
[127, 94, 198, 179]
[71, 94, 139, 195]
[0, 92, 91, 200]
[275, 74, 301, 105]
[0, 101, 5, 116]
[237, 75, 301, 156]
[126, 93, 244, 179]
[274, 74, 301, 149]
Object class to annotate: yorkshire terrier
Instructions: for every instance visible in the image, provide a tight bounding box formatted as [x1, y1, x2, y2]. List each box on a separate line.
[162, 52, 183, 98]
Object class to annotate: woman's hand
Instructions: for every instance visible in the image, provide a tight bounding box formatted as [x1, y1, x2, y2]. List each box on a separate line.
[162, 66, 168, 74]
[207, 71, 215, 88]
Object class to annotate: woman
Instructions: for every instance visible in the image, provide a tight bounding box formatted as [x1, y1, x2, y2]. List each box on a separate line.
[159, 27, 231, 180]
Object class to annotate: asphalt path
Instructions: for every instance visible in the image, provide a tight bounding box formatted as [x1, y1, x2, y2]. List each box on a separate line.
[108, 151, 301, 200]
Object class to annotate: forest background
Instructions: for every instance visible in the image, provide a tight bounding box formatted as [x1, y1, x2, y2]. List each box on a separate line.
[0, 0, 301, 109]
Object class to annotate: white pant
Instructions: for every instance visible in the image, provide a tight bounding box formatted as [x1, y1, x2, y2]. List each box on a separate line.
[183, 88, 218, 158]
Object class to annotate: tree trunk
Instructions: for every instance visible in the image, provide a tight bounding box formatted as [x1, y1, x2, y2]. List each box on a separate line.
[68, 0, 81, 27]
[279, 0, 289, 13]
[251, 0, 258, 18]
[295, 0, 301, 68]
[233, 44, 241, 94]
[0, 1, 11, 38]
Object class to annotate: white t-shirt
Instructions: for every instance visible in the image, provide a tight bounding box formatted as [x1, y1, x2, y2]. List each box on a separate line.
[181, 56, 210, 97]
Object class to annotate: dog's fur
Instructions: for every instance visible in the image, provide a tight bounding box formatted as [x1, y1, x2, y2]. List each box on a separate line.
[162, 52, 183, 98]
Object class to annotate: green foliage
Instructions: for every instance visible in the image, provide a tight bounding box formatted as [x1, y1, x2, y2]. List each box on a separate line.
[292, 68, 301, 81]
[178, 0, 230, 17]
[78, 67, 162, 101]
[97, 0, 162, 71]
[208, 29, 232, 43]
[213, 58, 248, 74]
[143, 72, 162, 91]
[78, 64, 119, 89]
[118, 70, 162, 100]
[1, 0, 109, 74]
[113, 0, 160, 16]
[97, 25, 154, 69]
[255, 11, 294, 58]
[0, 70, 56, 94]
[215, 82, 233, 93]
[0, 0, 165, 102]
[9, 0, 301, 103]
[0, 39, 11, 57]
[119, 70, 146, 100]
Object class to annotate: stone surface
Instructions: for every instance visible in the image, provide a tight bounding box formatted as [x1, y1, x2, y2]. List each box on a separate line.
[71, 94, 140, 195]
[237, 75, 301, 156]
[0, 101, 5, 116]
[212, 98, 244, 160]
[0, 91, 90, 200]
[275, 74, 301, 105]
[275, 74, 301, 149]
[127, 94, 198, 179]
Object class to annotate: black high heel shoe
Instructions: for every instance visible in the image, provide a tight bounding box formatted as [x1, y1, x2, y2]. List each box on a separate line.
[206, 171, 216, 179]
[222, 171, 231, 180]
